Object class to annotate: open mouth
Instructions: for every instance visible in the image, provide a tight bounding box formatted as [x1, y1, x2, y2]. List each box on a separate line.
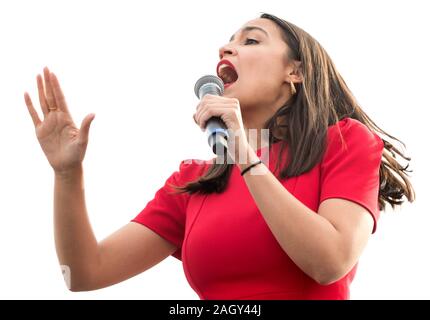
[217, 60, 239, 87]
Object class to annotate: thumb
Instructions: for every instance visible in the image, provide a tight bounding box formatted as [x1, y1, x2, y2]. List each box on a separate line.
[78, 113, 95, 144]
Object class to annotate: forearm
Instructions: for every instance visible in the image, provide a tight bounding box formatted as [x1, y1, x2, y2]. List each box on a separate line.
[238, 150, 342, 283]
[54, 165, 99, 288]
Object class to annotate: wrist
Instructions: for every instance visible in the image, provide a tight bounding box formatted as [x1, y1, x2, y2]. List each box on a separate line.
[235, 144, 260, 172]
[54, 164, 83, 180]
[240, 160, 263, 176]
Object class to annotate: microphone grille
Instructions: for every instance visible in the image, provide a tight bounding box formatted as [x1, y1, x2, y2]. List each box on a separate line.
[194, 75, 224, 98]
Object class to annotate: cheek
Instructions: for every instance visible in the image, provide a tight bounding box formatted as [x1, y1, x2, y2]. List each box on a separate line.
[245, 61, 282, 88]
[231, 56, 284, 104]
[244, 68, 281, 97]
[234, 79, 278, 108]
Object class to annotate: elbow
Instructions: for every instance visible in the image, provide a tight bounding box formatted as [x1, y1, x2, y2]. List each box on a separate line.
[67, 274, 101, 292]
[312, 262, 351, 286]
[314, 273, 342, 286]
[68, 285, 83, 293]
[62, 267, 97, 292]
[67, 279, 90, 292]
[68, 280, 98, 292]
[68, 282, 89, 292]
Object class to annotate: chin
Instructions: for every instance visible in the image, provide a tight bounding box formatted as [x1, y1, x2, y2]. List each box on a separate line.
[222, 89, 235, 97]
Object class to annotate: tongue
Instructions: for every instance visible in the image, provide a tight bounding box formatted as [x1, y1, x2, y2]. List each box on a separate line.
[223, 67, 238, 84]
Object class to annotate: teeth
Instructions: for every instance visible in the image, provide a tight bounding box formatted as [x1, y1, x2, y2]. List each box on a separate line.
[219, 64, 231, 71]
[218, 64, 233, 75]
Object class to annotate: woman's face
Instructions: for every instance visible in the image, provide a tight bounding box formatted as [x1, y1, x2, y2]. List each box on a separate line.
[217, 18, 293, 112]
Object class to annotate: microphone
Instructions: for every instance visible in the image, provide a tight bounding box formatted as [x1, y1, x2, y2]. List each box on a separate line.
[194, 75, 230, 156]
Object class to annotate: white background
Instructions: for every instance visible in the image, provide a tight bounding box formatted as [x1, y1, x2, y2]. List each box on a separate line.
[0, 0, 428, 299]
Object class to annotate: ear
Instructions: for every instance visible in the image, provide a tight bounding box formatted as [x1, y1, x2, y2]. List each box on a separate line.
[285, 60, 303, 84]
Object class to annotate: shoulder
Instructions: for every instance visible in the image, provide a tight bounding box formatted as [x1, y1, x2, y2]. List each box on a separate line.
[163, 158, 212, 194]
[322, 117, 384, 167]
[327, 117, 384, 151]
[174, 158, 212, 183]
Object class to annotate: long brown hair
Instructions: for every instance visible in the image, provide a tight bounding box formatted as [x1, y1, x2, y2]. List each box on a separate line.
[171, 13, 415, 212]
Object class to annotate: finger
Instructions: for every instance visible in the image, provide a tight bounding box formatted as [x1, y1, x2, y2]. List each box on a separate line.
[199, 95, 223, 108]
[36, 75, 49, 116]
[197, 106, 231, 129]
[78, 113, 96, 145]
[195, 101, 228, 117]
[202, 94, 235, 102]
[24, 92, 41, 127]
[50, 72, 70, 114]
[197, 99, 233, 109]
[43, 67, 56, 111]
[195, 102, 231, 123]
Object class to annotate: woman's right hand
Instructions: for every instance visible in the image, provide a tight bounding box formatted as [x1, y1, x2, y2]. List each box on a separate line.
[24, 67, 95, 174]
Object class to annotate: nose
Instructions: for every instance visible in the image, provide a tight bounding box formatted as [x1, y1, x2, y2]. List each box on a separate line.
[218, 43, 237, 60]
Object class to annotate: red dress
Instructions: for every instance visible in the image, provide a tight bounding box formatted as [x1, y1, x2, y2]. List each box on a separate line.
[132, 117, 384, 299]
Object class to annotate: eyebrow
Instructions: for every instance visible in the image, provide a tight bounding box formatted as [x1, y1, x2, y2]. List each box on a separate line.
[229, 26, 269, 42]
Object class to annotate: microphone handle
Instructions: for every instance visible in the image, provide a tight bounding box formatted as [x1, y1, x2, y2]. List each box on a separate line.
[197, 83, 230, 156]
[205, 117, 229, 156]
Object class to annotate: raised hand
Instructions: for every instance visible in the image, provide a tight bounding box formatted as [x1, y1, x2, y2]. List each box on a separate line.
[24, 67, 95, 174]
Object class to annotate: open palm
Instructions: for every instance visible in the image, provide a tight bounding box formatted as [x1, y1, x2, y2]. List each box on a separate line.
[24, 67, 95, 173]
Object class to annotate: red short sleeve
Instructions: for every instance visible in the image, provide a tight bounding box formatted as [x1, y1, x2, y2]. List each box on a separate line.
[131, 159, 207, 260]
[319, 118, 384, 233]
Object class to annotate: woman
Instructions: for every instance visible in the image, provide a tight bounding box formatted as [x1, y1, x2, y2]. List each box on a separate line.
[24, 13, 415, 299]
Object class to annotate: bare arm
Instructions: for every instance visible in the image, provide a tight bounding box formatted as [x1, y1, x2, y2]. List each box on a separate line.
[25, 67, 176, 291]
[55, 166, 178, 291]
[55, 167, 178, 291]
[237, 147, 373, 285]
